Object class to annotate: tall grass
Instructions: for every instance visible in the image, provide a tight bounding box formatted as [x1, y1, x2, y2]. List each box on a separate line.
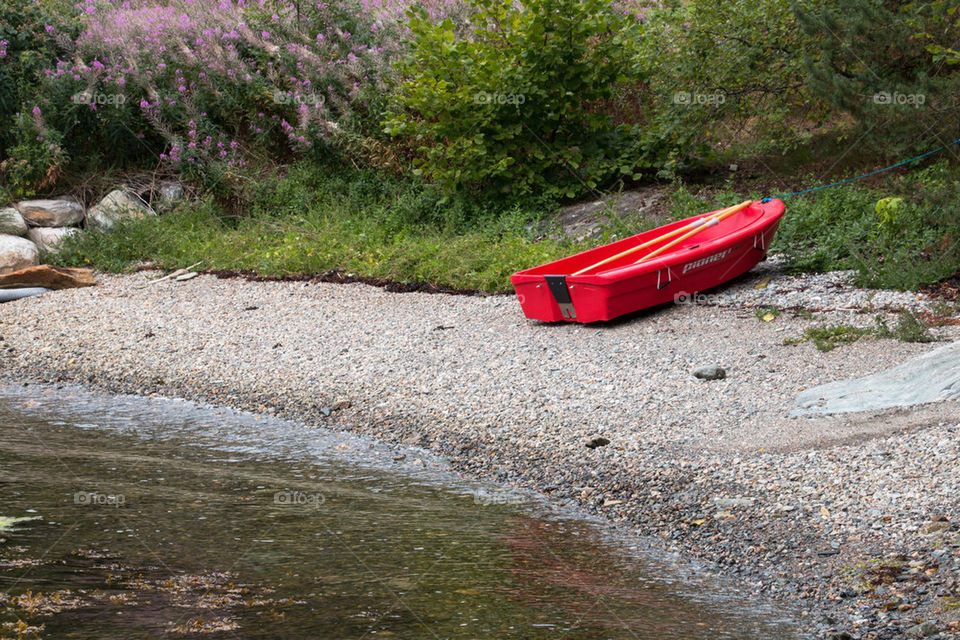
[52, 162, 579, 291]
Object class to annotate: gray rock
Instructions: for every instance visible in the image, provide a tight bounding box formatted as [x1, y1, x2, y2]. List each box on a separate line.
[792, 341, 960, 416]
[157, 182, 184, 210]
[694, 365, 727, 380]
[0, 234, 39, 273]
[27, 227, 82, 253]
[16, 198, 85, 227]
[86, 189, 155, 231]
[586, 436, 610, 449]
[0, 207, 28, 237]
[907, 621, 939, 637]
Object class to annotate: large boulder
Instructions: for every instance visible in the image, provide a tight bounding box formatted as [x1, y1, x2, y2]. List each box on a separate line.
[86, 189, 155, 231]
[0, 234, 39, 273]
[27, 227, 82, 253]
[0, 207, 28, 237]
[16, 198, 85, 227]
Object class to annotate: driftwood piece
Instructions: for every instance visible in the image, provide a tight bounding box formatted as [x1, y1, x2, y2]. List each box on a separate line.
[0, 265, 96, 290]
[137, 261, 203, 288]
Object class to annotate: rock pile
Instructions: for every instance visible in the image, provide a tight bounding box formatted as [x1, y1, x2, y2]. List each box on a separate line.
[0, 185, 181, 274]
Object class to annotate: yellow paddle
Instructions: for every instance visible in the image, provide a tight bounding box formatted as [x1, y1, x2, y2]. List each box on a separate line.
[631, 200, 753, 265]
[572, 200, 752, 276]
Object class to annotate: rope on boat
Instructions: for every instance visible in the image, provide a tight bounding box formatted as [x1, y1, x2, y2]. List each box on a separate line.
[761, 137, 960, 202]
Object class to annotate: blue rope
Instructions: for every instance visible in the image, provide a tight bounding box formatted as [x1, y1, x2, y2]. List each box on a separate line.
[761, 138, 960, 203]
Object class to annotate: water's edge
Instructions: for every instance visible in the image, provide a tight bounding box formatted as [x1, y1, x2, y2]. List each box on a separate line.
[0, 378, 800, 638]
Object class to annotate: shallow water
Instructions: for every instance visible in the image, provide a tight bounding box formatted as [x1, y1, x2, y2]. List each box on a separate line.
[0, 385, 797, 639]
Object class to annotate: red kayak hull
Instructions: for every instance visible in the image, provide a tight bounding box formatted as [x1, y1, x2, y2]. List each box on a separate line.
[511, 199, 785, 323]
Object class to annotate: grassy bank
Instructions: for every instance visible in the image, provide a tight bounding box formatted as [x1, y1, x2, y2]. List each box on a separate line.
[49, 160, 960, 292]
[51, 163, 584, 292]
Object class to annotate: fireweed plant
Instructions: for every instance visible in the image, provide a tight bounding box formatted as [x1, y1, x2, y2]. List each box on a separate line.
[20, 0, 470, 195]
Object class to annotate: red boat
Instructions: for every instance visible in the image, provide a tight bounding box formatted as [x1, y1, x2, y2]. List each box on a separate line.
[511, 198, 785, 323]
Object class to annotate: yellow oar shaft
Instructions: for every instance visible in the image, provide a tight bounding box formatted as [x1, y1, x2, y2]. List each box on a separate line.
[632, 200, 753, 265]
[572, 215, 715, 276]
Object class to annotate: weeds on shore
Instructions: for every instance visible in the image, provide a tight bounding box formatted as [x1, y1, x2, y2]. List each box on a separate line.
[873, 310, 935, 344]
[796, 325, 875, 352]
[783, 310, 936, 351]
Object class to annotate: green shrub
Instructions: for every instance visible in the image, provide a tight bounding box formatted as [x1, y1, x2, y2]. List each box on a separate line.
[795, 0, 960, 157]
[5, 0, 416, 197]
[771, 185, 878, 273]
[633, 0, 828, 164]
[0, 0, 78, 194]
[384, 0, 644, 199]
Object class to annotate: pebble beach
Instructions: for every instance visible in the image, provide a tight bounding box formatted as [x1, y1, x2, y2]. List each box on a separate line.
[2, 261, 959, 640]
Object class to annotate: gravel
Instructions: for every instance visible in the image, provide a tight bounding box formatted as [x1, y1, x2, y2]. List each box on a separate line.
[1, 261, 959, 639]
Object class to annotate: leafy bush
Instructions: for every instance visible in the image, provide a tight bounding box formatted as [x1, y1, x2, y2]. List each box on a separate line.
[10, 0, 439, 195]
[0, 0, 78, 195]
[769, 161, 960, 289]
[633, 0, 827, 164]
[384, 0, 644, 199]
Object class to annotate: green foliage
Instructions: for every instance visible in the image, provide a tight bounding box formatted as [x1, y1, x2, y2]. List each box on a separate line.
[771, 185, 878, 273]
[384, 0, 642, 198]
[787, 310, 935, 351]
[770, 162, 960, 290]
[1, 110, 68, 197]
[0, 0, 77, 193]
[632, 0, 828, 166]
[874, 310, 934, 344]
[794, 0, 960, 156]
[801, 324, 873, 351]
[52, 161, 577, 291]
[0, 0, 78, 155]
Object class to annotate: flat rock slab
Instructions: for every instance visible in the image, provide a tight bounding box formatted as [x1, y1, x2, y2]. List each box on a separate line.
[792, 341, 960, 416]
[0, 265, 96, 290]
